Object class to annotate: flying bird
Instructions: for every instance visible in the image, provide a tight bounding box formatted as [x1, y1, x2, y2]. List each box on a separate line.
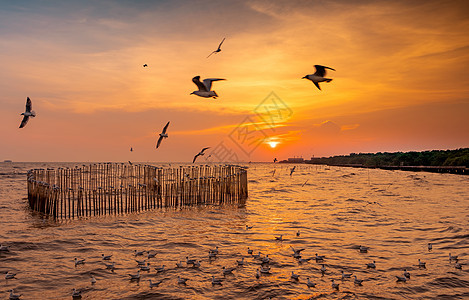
[193, 147, 210, 163]
[207, 38, 225, 58]
[302, 65, 335, 90]
[190, 76, 226, 98]
[273, 158, 278, 163]
[130, 147, 133, 152]
[156, 121, 170, 149]
[143, 64, 148, 67]
[290, 166, 296, 176]
[19, 97, 36, 128]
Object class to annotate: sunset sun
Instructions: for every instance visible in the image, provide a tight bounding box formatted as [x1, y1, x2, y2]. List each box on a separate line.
[268, 141, 279, 148]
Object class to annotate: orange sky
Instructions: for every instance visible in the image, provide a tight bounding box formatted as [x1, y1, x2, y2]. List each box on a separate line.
[1, 0, 468, 162]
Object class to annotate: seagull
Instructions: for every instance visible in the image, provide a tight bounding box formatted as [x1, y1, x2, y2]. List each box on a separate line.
[246, 225, 253, 230]
[148, 279, 162, 288]
[298, 257, 312, 264]
[341, 270, 353, 280]
[147, 251, 157, 259]
[8, 289, 22, 300]
[236, 257, 245, 266]
[178, 276, 189, 284]
[331, 279, 340, 290]
[366, 261, 376, 269]
[156, 121, 170, 149]
[260, 266, 271, 274]
[190, 76, 225, 98]
[186, 256, 196, 265]
[290, 166, 296, 176]
[176, 261, 184, 268]
[0, 245, 9, 251]
[396, 275, 407, 282]
[222, 266, 236, 275]
[103, 262, 115, 271]
[101, 254, 112, 260]
[354, 275, 364, 285]
[143, 64, 148, 67]
[403, 269, 411, 278]
[128, 270, 140, 280]
[71, 289, 82, 299]
[252, 251, 262, 259]
[154, 265, 165, 273]
[192, 260, 201, 268]
[211, 275, 223, 285]
[449, 253, 459, 261]
[315, 253, 325, 261]
[428, 243, 432, 251]
[19, 97, 36, 128]
[291, 271, 300, 280]
[256, 268, 260, 279]
[290, 246, 305, 256]
[418, 259, 426, 268]
[136, 259, 147, 266]
[274, 235, 283, 241]
[5, 272, 16, 279]
[455, 263, 462, 270]
[247, 247, 253, 255]
[321, 264, 326, 275]
[90, 275, 97, 284]
[74, 258, 85, 266]
[306, 277, 316, 288]
[140, 263, 151, 271]
[302, 65, 335, 90]
[207, 37, 225, 58]
[209, 246, 219, 254]
[296, 230, 300, 236]
[359, 245, 369, 253]
[135, 250, 145, 256]
[193, 147, 210, 163]
[261, 255, 270, 264]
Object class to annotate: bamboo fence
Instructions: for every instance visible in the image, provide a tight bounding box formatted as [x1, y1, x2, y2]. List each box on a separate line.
[27, 163, 248, 219]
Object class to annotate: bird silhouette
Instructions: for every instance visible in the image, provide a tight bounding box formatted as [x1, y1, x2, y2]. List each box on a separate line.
[19, 97, 36, 128]
[193, 147, 210, 163]
[190, 76, 226, 98]
[156, 121, 170, 149]
[302, 65, 335, 90]
[207, 38, 225, 58]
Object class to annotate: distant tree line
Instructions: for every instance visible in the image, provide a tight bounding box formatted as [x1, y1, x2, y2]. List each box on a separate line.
[309, 148, 469, 167]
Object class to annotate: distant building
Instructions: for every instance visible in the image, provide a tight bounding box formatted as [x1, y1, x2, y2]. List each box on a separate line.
[280, 157, 304, 163]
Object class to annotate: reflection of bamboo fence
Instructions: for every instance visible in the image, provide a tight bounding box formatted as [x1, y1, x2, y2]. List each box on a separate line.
[27, 163, 248, 219]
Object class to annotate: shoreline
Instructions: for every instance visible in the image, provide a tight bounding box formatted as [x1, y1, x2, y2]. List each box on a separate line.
[303, 162, 468, 175]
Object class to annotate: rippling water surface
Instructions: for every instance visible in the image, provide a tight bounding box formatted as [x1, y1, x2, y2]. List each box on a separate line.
[1, 162, 468, 299]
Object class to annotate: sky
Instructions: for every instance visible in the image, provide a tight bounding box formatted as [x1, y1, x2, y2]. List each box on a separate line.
[1, 0, 468, 162]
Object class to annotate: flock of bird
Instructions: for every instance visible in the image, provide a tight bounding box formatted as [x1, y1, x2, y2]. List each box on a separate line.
[2, 231, 464, 299]
[17, 37, 335, 164]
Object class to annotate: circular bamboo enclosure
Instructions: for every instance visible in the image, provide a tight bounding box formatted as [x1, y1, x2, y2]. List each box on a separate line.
[27, 163, 248, 219]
